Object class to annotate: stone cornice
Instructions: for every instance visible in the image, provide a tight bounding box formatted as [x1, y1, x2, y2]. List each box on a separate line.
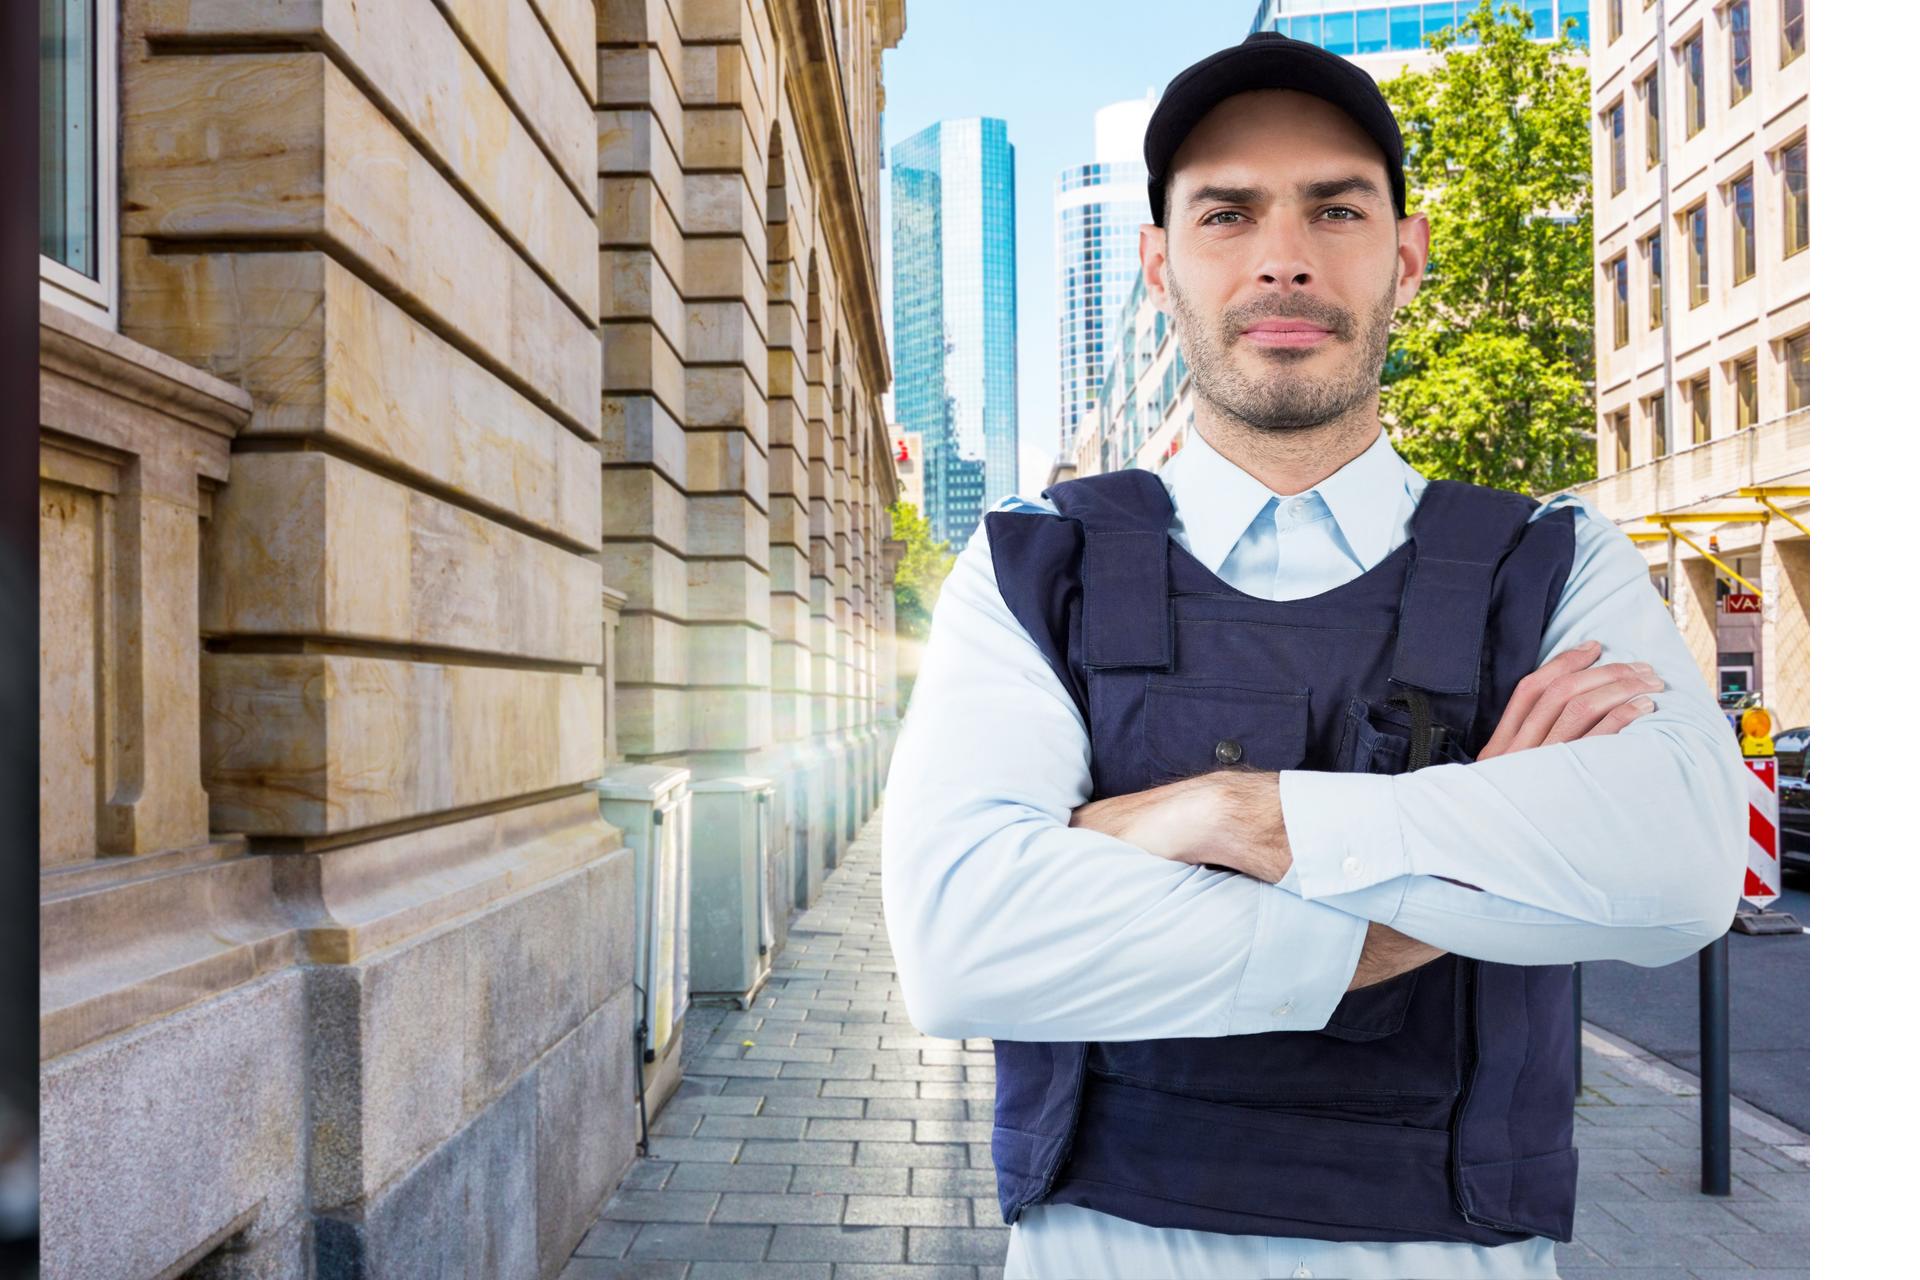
[39, 299, 252, 441]
[770, 0, 897, 396]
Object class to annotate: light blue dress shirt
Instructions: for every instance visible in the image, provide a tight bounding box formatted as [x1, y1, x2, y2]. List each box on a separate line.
[880, 427, 1748, 1280]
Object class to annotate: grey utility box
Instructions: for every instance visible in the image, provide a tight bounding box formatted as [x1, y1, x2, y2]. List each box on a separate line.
[688, 775, 777, 1008]
[594, 763, 693, 1074]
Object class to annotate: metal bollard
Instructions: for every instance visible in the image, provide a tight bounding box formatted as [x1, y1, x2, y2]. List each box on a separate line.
[1698, 934, 1731, 1195]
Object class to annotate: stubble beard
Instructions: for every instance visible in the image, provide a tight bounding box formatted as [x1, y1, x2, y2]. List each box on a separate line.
[1166, 258, 1400, 435]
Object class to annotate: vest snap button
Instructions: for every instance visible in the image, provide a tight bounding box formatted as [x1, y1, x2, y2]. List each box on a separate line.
[1214, 738, 1244, 765]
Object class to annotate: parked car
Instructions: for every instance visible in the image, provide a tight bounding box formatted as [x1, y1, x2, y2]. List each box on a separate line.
[1773, 726, 1809, 878]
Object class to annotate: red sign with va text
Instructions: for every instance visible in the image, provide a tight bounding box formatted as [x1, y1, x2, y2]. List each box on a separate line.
[1724, 593, 1760, 613]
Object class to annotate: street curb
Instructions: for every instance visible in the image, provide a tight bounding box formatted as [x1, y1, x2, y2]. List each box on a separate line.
[1581, 1021, 1810, 1161]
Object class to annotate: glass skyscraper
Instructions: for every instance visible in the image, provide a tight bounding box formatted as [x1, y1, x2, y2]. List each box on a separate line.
[891, 119, 1019, 553]
[1056, 97, 1153, 459]
[1247, 0, 1589, 51]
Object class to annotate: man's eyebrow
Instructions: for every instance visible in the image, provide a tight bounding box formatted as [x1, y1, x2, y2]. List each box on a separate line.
[1182, 176, 1387, 210]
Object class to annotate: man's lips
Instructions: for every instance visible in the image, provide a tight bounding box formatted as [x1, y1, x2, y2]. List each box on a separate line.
[1239, 320, 1334, 349]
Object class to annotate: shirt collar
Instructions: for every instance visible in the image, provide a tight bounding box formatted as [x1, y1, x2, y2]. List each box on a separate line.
[1161, 426, 1418, 574]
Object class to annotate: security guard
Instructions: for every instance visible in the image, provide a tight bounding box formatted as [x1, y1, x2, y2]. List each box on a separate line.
[883, 31, 1749, 1280]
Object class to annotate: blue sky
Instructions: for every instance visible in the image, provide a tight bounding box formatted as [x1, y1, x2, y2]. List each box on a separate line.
[880, 0, 1254, 496]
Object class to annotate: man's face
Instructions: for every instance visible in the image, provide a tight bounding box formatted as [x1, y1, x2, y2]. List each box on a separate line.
[1140, 90, 1429, 433]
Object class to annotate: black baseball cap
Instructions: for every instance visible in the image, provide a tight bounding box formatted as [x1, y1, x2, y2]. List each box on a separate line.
[1145, 31, 1408, 227]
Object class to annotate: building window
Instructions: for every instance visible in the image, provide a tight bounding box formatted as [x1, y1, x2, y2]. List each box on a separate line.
[1682, 31, 1706, 138]
[1782, 137, 1808, 257]
[1649, 391, 1668, 458]
[1781, 0, 1805, 66]
[1734, 354, 1758, 429]
[1689, 374, 1711, 444]
[1609, 254, 1629, 348]
[1642, 67, 1662, 168]
[40, 0, 119, 325]
[1611, 409, 1632, 472]
[1731, 171, 1756, 284]
[1646, 230, 1664, 329]
[1609, 0, 1624, 44]
[1783, 330, 1810, 411]
[1685, 203, 1709, 308]
[1729, 1, 1752, 104]
[1607, 99, 1626, 195]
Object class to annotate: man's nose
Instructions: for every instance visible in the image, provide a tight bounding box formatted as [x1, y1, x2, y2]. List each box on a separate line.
[1251, 216, 1314, 288]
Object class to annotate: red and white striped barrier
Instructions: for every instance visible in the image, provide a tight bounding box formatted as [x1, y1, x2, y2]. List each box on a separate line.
[1743, 757, 1780, 908]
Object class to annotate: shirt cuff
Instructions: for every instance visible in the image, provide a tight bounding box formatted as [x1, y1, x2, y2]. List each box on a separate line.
[1225, 878, 1369, 1035]
[1278, 770, 1412, 900]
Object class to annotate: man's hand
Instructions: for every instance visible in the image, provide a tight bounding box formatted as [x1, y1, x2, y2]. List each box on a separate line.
[1477, 639, 1663, 760]
[1349, 921, 1443, 990]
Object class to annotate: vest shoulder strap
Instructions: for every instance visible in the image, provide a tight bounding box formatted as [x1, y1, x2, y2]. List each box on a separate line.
[1391, 480, 1540, 698]
[1041, 471, 1174, 671]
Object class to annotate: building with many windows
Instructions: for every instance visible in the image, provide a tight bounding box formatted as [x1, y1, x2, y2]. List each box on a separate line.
[1071, 272, 1197, 482]
[891, 118, 1020, 552]
[1248, 0, 1591, 73]
[1056, 97, 1154, 458]
[1570, 0, 1809, 727]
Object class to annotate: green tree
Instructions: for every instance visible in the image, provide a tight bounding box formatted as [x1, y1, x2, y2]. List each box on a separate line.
[888, 500, 955, 643]
[1379, 0, 1596, 495]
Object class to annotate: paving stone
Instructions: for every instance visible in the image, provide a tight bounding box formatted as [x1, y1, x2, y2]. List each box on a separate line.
[622, 1160, 677, 1191]
[822, 1081, 919, 1099]
[600, 1189, 722, 1224]
[665, 1164, 795, 1193]
[692, 1115, 811, 1140]
[910, 1121, 992, 1144]
[726, 1078, 829, 1097]
[760, 1097, 869, 1119]
[787, 1166, 913, 1196]
[739, 1140, 857, 1165]
[559, 1260, 690, 1279]
[713, 1192, 847, 1224]
[687, 1266, 829, 1280]
[969, 1198, 1002, 1228]
[804, 1118, 915, 1142]
[855, 1142, 966, 1168]
[625, 1223, 773, 1262]
[904, 1227, 1009, 1265]
[1595, 1199, 1762, 1236]
[645, 1138, 745, 1164]
[574, 1219, 641, 1258]
[766, 1225, 906, 1263]
[863, 1099, 968, 1121]
[909, 1168, 998, 1198]
[666, 1095, 768, 1117]
[1572, 1229, 1753, 1270]
[841, 1196, 969, 1227]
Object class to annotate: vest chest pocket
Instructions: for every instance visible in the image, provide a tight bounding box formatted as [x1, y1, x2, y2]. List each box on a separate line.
[1140, 679, 1311, 786]
[1336, 695, 1476, 776]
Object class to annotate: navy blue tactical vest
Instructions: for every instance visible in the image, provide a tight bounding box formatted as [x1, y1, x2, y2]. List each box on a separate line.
[980, 466, 1581, 1246]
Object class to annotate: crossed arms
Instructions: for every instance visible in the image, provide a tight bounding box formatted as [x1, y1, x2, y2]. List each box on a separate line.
[880, 501, 1749, 1044]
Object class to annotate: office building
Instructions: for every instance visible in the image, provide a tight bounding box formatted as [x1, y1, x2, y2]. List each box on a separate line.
[1249, 0, 1592, 73]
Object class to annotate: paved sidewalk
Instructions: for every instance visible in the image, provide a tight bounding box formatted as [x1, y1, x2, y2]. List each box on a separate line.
[564, 806, 1810, 1279]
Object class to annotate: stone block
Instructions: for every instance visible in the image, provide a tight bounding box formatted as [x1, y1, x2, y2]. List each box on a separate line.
[686, 365, 770, 449]
[604, 320, 687, 423]
[599, 107, 685, 215]
[686, 427, 770, 501]
[121, 247, 600, 550]
[537, 990, 637, 1277]
[687, 558, 771, 627]
[205, 452, 601, 664]
[40, 969, 308, 1280]
[315, 1069, 539, 1278]
[202, 653, 604, 835]
[600, 176, 685, 284]
[121, 52, 598, 436]
[616, 684, 690, 756]
[598, 45, 683, 148]
[769, 544, 811, 599]
[687, 687, 773, 752]
[434, 0, 596, 207]
[604, 466, 689, 551]
[601, 541, 688, 619]
[686, 301, 771, 381]
[598, 0, 685, 95]
[614, 612, 690, 685]
[584, 849, 639, 1014]
[684, 237, 769, 322]
[602, 395, 688, 484]
[529, 0, 597, 99]
[770, 638, 812, 689]
[686, 622, 772, 686]
[688, 495, 771, 565]
[602, 249, 686, 351]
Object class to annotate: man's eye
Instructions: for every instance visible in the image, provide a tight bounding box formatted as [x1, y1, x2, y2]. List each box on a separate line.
[1200, 210, 1245, 226]
[1323, 206, 1362, 221]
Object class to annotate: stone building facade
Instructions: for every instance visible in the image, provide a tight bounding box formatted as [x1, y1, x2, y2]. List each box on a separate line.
[36, 1, 905, 1275]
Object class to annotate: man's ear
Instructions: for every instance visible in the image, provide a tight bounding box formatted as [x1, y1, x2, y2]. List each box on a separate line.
[1140, 223, 1170, 312]
[1394, 212, 1431, 307]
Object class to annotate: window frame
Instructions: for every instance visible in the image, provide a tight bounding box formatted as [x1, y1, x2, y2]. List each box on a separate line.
[1640, 65, 1662, 169]
[1728, 0, 1753, 105]
[1781, 0, 1805, 66]
[1733, 353, 1759, 430]
[1781, 329, 1810, 412]
[1729, 168, 1756, 285]
[1608, 0, 1624, 44]
[1780, 134, 1809, 258]
[1607, 97, 1627, 195]
[1680, 28, 1707, 140]
[1689, 373, 1711, 445]
[1683, 201, 1710, 308]
[1645, 229, 1664, 330]
[39, 0, 121, 328]
[1608, 252, 1630, 349]
[1648, 391, 1669, 459]
[1611, 408, 1632, 472]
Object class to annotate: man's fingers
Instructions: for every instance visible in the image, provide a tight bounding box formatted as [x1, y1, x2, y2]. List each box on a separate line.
[1542, 681, 1663, 744]
[1480, 641, 1602, 758]
[1510, 661, 1660, 752]
[1577, 694, 1659, 740]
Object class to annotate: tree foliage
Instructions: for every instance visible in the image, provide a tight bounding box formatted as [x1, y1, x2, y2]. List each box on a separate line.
[1379, 0, 1597, 495]
[888, 500, 955, 642]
